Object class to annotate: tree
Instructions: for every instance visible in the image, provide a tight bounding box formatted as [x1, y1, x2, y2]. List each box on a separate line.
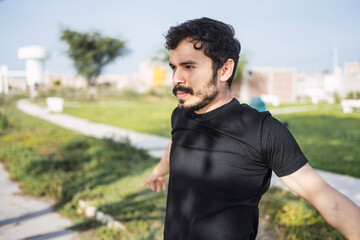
[60, 28, 129, 99]
[151, 48, 170, 63]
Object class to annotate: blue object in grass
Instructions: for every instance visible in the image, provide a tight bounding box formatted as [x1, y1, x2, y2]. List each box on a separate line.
[249, 97, 266, 112]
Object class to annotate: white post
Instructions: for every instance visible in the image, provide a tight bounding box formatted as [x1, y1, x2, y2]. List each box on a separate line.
[0, 65, 9, 95]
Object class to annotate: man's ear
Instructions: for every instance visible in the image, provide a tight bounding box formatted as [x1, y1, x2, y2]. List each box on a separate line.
[219, 59, 235, 82]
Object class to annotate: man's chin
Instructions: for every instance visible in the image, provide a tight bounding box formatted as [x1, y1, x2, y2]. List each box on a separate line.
[178, 100, 207, 112]
[178, 99, 185, 104]
[178, 101, 192, 111]
[178, 102, 190, 111]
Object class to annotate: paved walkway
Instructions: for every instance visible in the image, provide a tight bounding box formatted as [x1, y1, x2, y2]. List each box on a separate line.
[1, 99, 359, 239]
[0, 163, 76, 240]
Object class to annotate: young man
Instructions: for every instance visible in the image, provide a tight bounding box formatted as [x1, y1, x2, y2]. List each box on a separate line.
[143, 17, 360, 240]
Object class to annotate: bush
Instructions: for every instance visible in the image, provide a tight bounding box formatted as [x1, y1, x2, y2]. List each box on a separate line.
[146, 86, 173, 98]
[345, 91, 360, 99]
[0, 136, 153, 203]
[36, 88, 88, 100]
[0, 95, 4, 106]
[0, 111, 9, 131]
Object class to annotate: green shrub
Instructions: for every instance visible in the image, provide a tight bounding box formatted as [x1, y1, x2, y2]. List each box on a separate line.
[345, 91, 360, 99]
[1, 136, 153, 203]
[0, 111, 9, 131]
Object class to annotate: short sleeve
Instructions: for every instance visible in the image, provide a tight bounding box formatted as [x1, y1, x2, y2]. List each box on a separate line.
[261, 115, 308, 177]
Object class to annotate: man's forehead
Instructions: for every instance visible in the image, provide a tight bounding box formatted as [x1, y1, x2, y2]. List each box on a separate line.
[169, 40, 209, 64]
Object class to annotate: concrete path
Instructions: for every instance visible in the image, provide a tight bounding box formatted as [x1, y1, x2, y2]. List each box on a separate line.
[0, 163, 76, 240]
[268, 105, 320, 115]
[17, 99, 168, 159]
[2, 99, 359, 240]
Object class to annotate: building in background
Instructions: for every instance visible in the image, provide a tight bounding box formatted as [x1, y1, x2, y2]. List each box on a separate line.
[344, 61, 360, 77]
[2, 45, 359, 103]
[245, 67, 297, 105]
[43, 61, 171, 92]
[241, 59, 360, 105]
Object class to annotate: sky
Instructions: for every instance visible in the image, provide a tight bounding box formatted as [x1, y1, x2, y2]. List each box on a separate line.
[0, 0, 359, 76]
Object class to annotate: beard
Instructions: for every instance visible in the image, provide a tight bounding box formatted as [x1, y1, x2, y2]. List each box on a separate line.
[172, 73, 219, 112]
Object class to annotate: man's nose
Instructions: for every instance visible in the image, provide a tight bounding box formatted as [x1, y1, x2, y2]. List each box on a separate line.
[173, 69, 186, 85]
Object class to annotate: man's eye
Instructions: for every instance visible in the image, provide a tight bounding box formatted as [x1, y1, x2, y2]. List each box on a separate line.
[185, 65, 194, 69]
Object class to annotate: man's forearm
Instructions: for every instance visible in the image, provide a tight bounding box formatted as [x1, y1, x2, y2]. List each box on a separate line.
[153, 139, 172, 176]
[153, 157, 170, 176]
[316, 190, 360, 239]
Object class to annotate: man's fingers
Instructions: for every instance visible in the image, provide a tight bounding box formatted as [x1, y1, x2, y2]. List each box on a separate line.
[157, 181, 162, 192]
[162, 182, 166, 191]
[143, 173, 156, 185]
[143, 174, 167, 192]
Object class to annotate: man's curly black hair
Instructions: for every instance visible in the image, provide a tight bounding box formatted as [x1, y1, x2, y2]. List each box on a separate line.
[165, 17, 241, 88]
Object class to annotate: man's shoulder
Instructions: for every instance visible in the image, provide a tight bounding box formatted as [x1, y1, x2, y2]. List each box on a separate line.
[216, 100, 271, 134]
[236, 102, 271, 122]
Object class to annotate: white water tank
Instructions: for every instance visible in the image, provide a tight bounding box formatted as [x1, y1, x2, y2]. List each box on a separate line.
[18, 45, 48, 86]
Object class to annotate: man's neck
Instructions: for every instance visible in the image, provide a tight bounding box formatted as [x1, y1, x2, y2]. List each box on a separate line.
[195, 91, 233, 114]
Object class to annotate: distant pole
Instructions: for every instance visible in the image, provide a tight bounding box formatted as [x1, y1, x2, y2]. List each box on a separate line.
[333, 47, 338, 74]
[0, 65, 9, 95]
[333, 47, 342, 76]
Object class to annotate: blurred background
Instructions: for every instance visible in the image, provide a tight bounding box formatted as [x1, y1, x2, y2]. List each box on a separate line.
[1, 0, 360, 102]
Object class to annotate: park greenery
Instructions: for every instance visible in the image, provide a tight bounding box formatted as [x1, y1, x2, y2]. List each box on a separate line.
[60, 29, 129, 100]
[0, 98, 165, 239]
[1, 91, 358, 239]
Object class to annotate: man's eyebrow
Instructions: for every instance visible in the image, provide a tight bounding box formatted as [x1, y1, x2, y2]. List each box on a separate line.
[179, 60, 197, 66]
[169, 60, 198, 67]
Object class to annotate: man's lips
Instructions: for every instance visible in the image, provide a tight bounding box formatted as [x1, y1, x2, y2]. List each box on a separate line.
[173, 85, 194, 98]
[176, 91, 189, 99]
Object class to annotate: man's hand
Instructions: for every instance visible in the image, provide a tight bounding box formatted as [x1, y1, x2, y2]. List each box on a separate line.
[142, 139, 172, 193]
[143, 171, 167, 192]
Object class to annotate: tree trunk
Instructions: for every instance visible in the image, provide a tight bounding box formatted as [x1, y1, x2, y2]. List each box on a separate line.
[87, 77, 98, 101]
[87, 87, 98, 101]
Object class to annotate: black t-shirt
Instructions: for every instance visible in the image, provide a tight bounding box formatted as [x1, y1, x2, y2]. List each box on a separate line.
[164, 98, 308, 240]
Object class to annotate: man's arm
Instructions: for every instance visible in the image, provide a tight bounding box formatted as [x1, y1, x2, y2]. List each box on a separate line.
[142, 139, 172, 192]
[280, 163, 360, 240]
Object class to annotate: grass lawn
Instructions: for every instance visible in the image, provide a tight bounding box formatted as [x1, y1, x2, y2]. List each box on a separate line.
[275, 107, 360, 177]
[63, 98, 177, 137]
[62, 98, 359, 178]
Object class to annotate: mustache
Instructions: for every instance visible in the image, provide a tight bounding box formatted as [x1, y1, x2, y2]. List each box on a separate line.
[173, 85, 194, 96]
